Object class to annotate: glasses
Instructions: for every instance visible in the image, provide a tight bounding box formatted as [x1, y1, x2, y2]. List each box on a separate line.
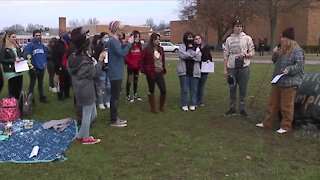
[195, 38, 201, 40]
[235, 25, 242, 27]
[35, 35, 41, 37]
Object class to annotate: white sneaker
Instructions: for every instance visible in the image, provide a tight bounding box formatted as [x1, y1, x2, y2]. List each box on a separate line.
[256, 123, 264, 128]
[105, 102, 110, 108]
[182, 106, 189, 111]
[51, 87, 57, 93]
[98, 104, 106, 109]
[276, 128, 288, 134]
[189, 106, 196, 111]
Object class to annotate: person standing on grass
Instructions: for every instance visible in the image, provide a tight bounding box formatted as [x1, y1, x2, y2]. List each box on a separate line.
[0, 31, 24, 99]
[139, 33, 167, 113]
[177, 31, 202, 112]
[194, 35, 213, 107]
[47, 37, 58, 93]
[24, 29, 48, 103]
[93, 32, 111, 109]
[256, 27, 305, 134]
[68, 27, 105, 145]
[223, 20, 255, 118]
[125, 30, 142, 103]
[107, 20, 134, 127]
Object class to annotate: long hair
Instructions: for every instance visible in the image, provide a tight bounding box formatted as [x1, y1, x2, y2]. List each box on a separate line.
[2, 31, 17, 48]
[280, 39, 298, 56]
[147, 33, 162, 55]
[131, 30, 142, 50]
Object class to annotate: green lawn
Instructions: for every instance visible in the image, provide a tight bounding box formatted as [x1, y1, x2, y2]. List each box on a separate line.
[0, 61, 319, 179]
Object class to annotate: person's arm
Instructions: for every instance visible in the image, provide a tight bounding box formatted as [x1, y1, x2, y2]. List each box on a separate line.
[244, 37, 255, 58]
[24, 43, 33, 60]
[284, 48, 305, 75]
[138, 48, 146, 74]
[223, 39, 230, 77]
[161, 47, 167, 74]
[0, 47, 15, 63]
[109, 39, 132, 58]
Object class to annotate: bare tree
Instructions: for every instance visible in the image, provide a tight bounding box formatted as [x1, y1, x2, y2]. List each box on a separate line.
[69, 19, 82, 27]
[156, 20, 170, 30]
[3, 24, 25, 34]
[87, 18, 99, 25]
[254, 0, 320, 48]
[26, 23, 45, 32]
[145, 18, 156, 30]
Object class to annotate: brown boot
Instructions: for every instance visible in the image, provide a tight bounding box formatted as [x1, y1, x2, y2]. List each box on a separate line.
[148, 93, 157, 113]
[159, 94, 166, 112]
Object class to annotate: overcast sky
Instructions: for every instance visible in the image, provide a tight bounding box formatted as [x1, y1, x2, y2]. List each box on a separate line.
[0, 0, 180, 29]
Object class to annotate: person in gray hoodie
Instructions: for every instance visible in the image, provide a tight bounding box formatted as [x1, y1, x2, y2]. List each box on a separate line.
[223, 20, 255, 118]
[67, 27, 105, 145]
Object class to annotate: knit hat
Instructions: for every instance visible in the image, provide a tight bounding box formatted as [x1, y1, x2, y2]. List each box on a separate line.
[281, 27, 295, 40]
[109, 20, 125, 34]
[232, 20, 242, 27]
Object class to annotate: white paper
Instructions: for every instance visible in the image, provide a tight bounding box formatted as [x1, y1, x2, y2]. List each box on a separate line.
[29, 145, 39, 158]
[271, 74, 285, 84]
[201, 61, 214, 73]
[104, 51, 108, 63]
[14, 60, 29, 72]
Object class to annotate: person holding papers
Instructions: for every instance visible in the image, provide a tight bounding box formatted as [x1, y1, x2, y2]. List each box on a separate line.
[0, 31, 24, 99]
[256, 27, 305, 134]
[194, 35, 213, 107]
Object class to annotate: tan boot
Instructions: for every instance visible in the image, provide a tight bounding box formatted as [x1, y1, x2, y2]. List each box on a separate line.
[159, 94, 166, 112]
[148, 93, 157, 113]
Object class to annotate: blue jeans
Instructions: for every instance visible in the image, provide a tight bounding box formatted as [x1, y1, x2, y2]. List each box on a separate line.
[197, 73, 208, 104]
[97, 70, 111, 105]
[78, 103, 97, 139]
[179, 75, 199, 106]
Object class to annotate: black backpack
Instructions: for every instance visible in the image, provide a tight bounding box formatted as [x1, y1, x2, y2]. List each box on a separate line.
[19, 91, 33, 116]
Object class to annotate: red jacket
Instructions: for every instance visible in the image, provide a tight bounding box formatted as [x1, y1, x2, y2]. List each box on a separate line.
[139, 47, 166, 80]
[125, 43, 141, 70]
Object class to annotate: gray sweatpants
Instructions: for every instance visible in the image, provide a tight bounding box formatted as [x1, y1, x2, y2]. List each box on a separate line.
[227, 67, 250, 111]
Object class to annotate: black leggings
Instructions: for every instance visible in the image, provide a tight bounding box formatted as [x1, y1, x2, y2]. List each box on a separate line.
[146, 73, 166, 95]
[8, 75, 23, 99]
[126, 67, 139, 96]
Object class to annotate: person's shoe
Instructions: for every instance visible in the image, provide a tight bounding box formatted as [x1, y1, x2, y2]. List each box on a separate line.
[82, 137, 101, 145]
[256, 123, 264, 128]
[182, 106, 189, 112]
[240, 110, 250, 118]
[223, 108, 236, 117]
[198, 103, 205, 107]
[117, 118, 127, 124]
[126, 95, 134, 102]
[133, 94, 142, 101]
[51, 87, 57, 93]
[99, 104, 106, 109]
[105, 102, 110, 108]
[276, 128, 288, 134]
[110, 120, 127, 127]
[76, 136, 83, 142]
[189, 106, 196, 111]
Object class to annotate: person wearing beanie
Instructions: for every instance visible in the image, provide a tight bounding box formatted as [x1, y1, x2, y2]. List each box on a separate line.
[24, 29, 48, 103]
[92, 32, 111, 110]
[107, 20, 134, 127]
[256, 27, 305, 134]
[67, 27, 105, 144]
[125, 30, 142, 103]
[223, 20, 255, 118]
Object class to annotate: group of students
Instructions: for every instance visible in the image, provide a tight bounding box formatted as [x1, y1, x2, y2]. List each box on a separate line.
[0, 19, 305, 144]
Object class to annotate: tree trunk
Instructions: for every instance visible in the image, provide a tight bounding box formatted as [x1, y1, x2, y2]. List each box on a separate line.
[269, 0, 278, 49]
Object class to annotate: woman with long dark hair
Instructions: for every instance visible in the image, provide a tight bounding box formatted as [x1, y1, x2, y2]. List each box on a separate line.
[0, 31, 24, 99]
[139, 33, 167, 113]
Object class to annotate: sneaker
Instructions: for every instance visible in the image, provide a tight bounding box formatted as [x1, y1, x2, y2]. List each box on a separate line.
[117, 118, 127, 124]
[110, 120, 127, 127]
[99, 104, 106, 109]
[276, 128, 288, 134]
[105, 102, 110, 108]
[189, 106, 196, 111]
[133, 94, 142, 101]
[240, 110, 250, 118]
[76, 136, 83, 142]
[126, 95, 134, 102]
[223, 108, 236, 117]
[51, 87, 57, 93]
[256, 123, 264, 128]
[182, 106, 189, 112]
[82, 137, 101, 145]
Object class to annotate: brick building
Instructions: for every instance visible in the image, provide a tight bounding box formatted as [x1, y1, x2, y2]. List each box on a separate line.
[170, 6, 320, 46]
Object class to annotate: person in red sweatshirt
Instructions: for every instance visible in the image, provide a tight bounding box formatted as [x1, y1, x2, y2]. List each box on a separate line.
[125, 30, 142, 102]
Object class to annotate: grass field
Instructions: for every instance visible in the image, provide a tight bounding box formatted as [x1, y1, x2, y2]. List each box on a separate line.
[0, 61, 319, 179]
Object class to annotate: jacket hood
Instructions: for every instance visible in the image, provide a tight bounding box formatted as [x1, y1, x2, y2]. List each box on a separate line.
[68, 53, 89, 74]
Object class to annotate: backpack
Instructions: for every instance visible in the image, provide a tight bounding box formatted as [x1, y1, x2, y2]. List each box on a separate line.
[19, 91, 33, 116]
[0, 97, 20, 122]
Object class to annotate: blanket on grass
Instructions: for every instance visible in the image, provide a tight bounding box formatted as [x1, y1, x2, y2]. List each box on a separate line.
[0, 119, 77, 163]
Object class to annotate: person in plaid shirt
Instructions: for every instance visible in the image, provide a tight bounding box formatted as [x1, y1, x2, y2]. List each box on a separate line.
[139, 33, 167, 113]
[256, 27, 305, 134]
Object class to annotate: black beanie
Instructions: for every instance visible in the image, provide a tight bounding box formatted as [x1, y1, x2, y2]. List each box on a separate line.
[282, 27, 295, 40]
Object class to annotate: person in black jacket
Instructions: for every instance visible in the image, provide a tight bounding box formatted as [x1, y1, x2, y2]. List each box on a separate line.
[0, 31, 24, 99]
[194, 35, 213, 107]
